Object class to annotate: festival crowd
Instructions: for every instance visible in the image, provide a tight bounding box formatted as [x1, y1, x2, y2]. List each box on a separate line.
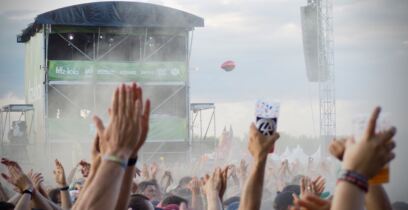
[0, 83, 404, 210]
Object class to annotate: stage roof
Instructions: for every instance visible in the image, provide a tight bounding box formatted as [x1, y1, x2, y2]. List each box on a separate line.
[18, 1, 204, 43]
[1, 104, 34, 112]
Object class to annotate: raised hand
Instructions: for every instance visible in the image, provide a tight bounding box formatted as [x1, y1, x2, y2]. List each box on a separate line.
[1, 158, 33, 193]
[329, 138, 347, 161]
[92, 83, 144, 160]
[28, 170, 44, 189]
[160, 171, 173, 192]
[300, 176, 315, 196]
[141, 164, 150, 180]
[188, 177, 202, 195]
[291, 193, 331, 210]
[312, 176, 326, 195]
[79, 160, 91, 178]
[219, 166, 229, 201]
[203, 168, 222, 196]
[248, 123, 280, 160]
[238, 159, 248, 176]
[342, 107, 396, 178]
[53, 159, 67, 187]
[150, 162, 159, 179]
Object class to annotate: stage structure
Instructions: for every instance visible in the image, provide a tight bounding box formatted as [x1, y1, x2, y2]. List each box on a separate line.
[17, 2, 204, 168]
[190, 103, 216, 142]
[0, 104, 34, 163]
[301, 0, 336, 155]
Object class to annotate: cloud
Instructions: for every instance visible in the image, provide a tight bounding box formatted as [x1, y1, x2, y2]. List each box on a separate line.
[0, 92, 24, 106]
[0, 10, 38, 20]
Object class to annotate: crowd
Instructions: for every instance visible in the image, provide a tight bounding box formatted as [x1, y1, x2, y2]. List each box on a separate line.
[0, 83, 404, 210]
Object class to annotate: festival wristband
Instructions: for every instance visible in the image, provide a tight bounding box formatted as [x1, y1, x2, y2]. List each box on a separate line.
[337, 170, 368, 193]
[128, 156, 138, 167]
[102, 154, 127, 169]
[59, 186, 69, 191]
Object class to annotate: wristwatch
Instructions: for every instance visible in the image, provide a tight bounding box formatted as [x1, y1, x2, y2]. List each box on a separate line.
[22, 187, 34, 196]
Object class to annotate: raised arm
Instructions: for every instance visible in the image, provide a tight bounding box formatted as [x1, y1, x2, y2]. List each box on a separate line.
[203, 169, 223, 210]
[53, 159, 72, 210]
[1, 158, 53, 210]
[238, 123, 279, 210]
[330, 137, 393, 210]
[331, 107, 396, 210]
[73, 83, 148, 210]
[115, 85, 151, 210]
[188, 177, 204, 210]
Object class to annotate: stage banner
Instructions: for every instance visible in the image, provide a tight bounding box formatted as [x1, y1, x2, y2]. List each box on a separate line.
[48, 116, 187, 142]
[48, 60, 187, 82]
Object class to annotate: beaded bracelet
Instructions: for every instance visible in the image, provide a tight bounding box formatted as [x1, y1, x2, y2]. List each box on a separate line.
[102, 154, 127, 169]
[337, 170, 368, 193]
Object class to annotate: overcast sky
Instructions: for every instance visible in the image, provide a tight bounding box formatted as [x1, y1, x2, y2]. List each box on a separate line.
[0, 0, 407, 201]
[0, 0, 407, 136]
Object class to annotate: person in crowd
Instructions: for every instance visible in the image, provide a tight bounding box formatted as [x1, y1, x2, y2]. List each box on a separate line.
[0, 82, 398, 210]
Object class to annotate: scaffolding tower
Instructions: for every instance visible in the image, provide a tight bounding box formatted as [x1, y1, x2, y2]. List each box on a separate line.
[301, 0, 336, 155]
[317, 0, 335, 155]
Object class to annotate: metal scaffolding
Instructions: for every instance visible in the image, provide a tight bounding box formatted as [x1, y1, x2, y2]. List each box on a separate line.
[302, 0, 336, 155]
[317, 0, 336, 154]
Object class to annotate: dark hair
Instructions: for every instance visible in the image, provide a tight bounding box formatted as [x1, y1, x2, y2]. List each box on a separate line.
[137, 181, 157, 193]
[273, 191, 294, 210]
[48, 188, 61, 204]
[0, 201, 15, 210]
[281, 185, 300, 196]
[161, 195, 188, 206]
[129, 194, 152, 210]
[392, 201, 408, 210]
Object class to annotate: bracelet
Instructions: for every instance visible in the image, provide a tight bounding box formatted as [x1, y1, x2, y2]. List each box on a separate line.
[337, 170, 368, 193]
[59, 186, 69, 191]
[22, 189, 33, 196]
[102, 154, 127, 169]
[128, 156, 138, 167]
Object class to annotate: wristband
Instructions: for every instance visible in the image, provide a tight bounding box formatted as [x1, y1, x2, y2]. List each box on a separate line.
[22, 189, 33, 196]
[337, 170, 368, 193]
[102, 154, 127, 169]
[128, 156, 138, 167]
[59, 186, 69, 191]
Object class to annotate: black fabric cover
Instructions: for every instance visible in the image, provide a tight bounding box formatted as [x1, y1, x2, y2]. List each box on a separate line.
[18, 1, 204, 42]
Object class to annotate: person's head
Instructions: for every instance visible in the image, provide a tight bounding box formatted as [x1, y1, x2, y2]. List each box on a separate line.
[0, 201, 15, 210]
[137, 181, 158, 200]
[69, 178, 84, 191]
[226, 201, 240, 210]
[281, 185, 300, 196]
[273, 191, 294, 210]
[161, 195, 188, 207]
[128, 194, 154, 210]
[392, 201, 408, 210]
[48, 188, 61, 204]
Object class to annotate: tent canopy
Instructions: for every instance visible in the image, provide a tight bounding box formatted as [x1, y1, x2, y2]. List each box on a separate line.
[18, 1, 204, 42]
